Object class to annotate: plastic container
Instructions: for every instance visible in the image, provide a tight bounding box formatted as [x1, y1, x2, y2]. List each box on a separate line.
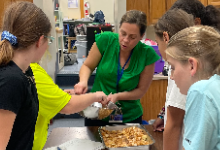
[75, 41, 87, 58]
[151, 45, 165, 74]
[76, 35, 87, 41]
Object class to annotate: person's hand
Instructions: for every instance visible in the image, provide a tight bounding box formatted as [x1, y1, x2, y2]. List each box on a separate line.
[74, 81, 88, 94]
[107, 93, 118, 103]
[64, 89, 75, 95]
[152, 118, 164, 131]
[95, 91, 109, 105]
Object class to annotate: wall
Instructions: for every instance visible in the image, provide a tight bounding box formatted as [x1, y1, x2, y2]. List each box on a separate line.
[59, 0, 81, 19]
[114, 0, 126, 33]
[59, 0, 118, 24]
[33, 0, 57, 80]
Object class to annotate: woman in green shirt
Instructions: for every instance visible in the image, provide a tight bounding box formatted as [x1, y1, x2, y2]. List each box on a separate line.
[74, 10, 160, 126]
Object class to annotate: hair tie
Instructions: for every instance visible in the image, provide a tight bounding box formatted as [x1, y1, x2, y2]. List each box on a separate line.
[1, 31, 18, 46]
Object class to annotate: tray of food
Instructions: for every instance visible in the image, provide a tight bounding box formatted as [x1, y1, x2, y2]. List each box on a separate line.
[98, 124, 155, 150]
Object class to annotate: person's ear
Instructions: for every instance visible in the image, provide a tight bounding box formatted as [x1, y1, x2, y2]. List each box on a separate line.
[36, 35, 45, 48]
[188, 57, 198, 77]
[163, 32, 170, 44]
[195, 18, 201, 25]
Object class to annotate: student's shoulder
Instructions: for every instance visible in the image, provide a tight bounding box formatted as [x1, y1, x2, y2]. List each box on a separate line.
[0, 64, 23, 80]
[30, 63, 48, 76]
[189, 75, 220, 94]
[30, 63, 45, 71]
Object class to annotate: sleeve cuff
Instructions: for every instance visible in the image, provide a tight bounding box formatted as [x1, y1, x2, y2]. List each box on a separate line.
[166, 101, 185, 110]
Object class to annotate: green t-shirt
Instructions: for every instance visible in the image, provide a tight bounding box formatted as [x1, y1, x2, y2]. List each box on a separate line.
[91, 32, 160, 122]
[30, 63, 71, 150]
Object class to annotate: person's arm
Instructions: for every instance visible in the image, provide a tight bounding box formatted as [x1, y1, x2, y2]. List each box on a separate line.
[153, 106, 165, 131]
[0, 110, 16, 150]
[80, 42, 102, 81]
[108, 63, 155, 103]
[63, 89, 75, 95]
[60, 92, 108, 114]
[74, 42, 102, 94]
[163, 106, 185, 150]
[183, 90, 216, 150]
[31, 63, 108, 119]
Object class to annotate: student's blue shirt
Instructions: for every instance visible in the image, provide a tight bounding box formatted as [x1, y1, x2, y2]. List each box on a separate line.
[183, 74, 220, 150]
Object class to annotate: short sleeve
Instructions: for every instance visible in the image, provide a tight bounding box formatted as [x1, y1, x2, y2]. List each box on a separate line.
[166, 68, 186, 110]
[30, 63, 71, 119]
[0, 74, 25, 114]
[144, 45, 160, 66]
[183, 90, 217, 150]
[95, 32, 114, 55]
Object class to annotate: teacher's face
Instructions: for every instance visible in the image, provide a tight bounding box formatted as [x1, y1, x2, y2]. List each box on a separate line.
[119, 23, 143, 52]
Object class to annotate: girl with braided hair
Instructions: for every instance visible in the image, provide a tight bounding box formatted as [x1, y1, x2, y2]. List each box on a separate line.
[166, 25, 220, 150]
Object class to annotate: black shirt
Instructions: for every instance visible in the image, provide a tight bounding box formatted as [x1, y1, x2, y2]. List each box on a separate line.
[0, 61, 39, 150]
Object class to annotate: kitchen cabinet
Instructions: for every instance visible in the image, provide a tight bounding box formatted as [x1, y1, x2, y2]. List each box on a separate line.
[0, 0, 33, 30]
[126, 0, 220, 25]
[166, 0, 177, 10]
[208, 0, 220, 7]
[140, 77, 168, 121]
[0, 0, 12, 30]
[149, 0, 166, 24]
[11, 0, 33, 2]
[126, 0, 166, 25]
[126, 0, 150, 25]
[199, 0, 208, 6]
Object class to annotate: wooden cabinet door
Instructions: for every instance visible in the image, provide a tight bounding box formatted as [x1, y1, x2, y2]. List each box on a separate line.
[166, 0, 177, 10]
[126, 0, 150, 25]
[0, 0, 12, 30]
[11, 0, 33, 2]
[149, 0, 166, 24]
[199, 0, 208, 6]
[208, 0, 220, 7]
[0, 0, 33, 30]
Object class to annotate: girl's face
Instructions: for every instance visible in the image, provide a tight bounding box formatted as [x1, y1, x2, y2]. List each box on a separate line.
[166, 51, 193, 95]
[34, 36, 48, 62]
[119, 23, 143, 52]
[155, 34, 167, 61]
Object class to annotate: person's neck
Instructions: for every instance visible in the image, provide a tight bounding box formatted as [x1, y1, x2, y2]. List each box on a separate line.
[120, 49, 133, 58]
[12, 49, 33, 73]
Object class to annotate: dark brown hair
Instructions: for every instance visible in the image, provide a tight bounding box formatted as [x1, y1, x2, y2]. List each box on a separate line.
[154, 9, 195, 39]
[170, 0, 220, 31]
[0, 1, 51, 66]
[120, 10, 147, 36]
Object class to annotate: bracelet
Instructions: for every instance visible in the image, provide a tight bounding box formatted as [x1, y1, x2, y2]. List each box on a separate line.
[158, 115, 164, 120]
[157, 106, 165, 119]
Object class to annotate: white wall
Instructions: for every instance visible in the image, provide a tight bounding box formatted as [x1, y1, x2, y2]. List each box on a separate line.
[114, 0, 126, 33]
[33, 0, 57, 80]
[59, 0, 119, 24]
[83, 0, 114, 24]
[60, 0, 81, 19]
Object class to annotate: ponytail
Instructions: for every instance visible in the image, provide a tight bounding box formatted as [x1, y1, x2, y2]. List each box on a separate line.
[0, 39, 13, 66]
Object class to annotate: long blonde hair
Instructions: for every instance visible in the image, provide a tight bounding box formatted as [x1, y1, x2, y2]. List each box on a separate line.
[166, 25, 220, 79]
